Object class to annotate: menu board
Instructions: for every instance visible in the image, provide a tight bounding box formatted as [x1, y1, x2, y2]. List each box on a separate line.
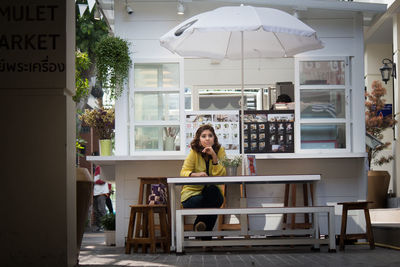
[242, 110, 294, 153]
[185, 111, 240, 154]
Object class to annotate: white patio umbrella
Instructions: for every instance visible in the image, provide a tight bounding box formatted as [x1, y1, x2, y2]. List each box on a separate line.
[160, 5, 324, 174]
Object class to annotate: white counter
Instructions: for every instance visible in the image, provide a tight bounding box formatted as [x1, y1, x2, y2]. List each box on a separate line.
[86, 152, 367, 166]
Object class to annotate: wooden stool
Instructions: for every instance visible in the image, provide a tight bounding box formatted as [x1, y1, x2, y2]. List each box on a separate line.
[135, 177, 170, 239]
[125, 204, 170, 254]
[283, 183, 314, 229]
[338, 201, 375, 250]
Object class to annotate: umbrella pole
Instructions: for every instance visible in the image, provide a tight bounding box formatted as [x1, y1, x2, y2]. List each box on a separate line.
[239, 32, 248, 230]
[240, 31, 245, 176]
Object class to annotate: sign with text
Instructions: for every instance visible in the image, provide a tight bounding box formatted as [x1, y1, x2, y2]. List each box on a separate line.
[0, 0, 67, 88]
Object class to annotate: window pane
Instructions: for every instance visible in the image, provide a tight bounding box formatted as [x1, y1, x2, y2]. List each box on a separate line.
[162, 64, 180, 88]
[301, 124, 346, 149]
[300, 89, 345, 119]
[134, 92, 179, 121]
[135, 126, 180, 151]
[300, 61, 345, 85]
[185, 95, 192, 110]
[134, 63, 179, 88]
[198, 88, 260, 111]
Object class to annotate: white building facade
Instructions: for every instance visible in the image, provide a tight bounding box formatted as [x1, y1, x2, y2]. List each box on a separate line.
[90, 0, 388, 247]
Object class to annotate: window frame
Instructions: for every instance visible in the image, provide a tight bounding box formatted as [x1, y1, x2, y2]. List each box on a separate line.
[129, 58, 184, 154]
[294, 56, 351, 153]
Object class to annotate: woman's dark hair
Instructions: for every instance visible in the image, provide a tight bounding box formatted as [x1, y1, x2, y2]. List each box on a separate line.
[190, 124, 221, 154]
[276, 94, 292, 103]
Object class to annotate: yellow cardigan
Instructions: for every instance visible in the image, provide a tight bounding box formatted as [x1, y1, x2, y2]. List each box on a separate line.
[180, 147, 226, 202]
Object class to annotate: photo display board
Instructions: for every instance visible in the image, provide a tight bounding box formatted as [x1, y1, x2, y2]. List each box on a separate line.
[242, 110, 294, 153]
[185, 111, 240, 154]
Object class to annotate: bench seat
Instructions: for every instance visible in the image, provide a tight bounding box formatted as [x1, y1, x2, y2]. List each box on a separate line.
[175, 206, 336, 253]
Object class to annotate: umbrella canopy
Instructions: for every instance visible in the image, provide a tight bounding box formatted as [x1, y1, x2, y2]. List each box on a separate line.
[160, 5, 324, 59]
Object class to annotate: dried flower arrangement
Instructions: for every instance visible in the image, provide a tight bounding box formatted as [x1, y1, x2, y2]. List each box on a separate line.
[79, 106, 115, 139]
[365, 80, 397, 168]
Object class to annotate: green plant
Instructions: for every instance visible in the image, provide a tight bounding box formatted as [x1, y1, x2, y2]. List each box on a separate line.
[100, 213, 115, 231]
[221, 155, 242, 167]
[74, 50, 91, 103]
[95, 36, 132, 99]
[76, 137, 87, 158]
[75, 0, 109, 63]
[365, 80, 397, 168]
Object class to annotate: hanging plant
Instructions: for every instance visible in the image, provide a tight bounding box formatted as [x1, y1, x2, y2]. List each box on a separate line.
[95, 36, 132, 99]
[74, 50, 91, 103]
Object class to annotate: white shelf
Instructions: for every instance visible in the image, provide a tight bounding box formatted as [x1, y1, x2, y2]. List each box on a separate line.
[86, 152, 366, 166]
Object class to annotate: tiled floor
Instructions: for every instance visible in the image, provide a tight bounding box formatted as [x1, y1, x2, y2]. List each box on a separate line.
[79, 232, 400, 267]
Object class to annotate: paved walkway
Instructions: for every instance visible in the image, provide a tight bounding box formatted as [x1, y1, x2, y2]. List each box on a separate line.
[79, 232, 400, 267]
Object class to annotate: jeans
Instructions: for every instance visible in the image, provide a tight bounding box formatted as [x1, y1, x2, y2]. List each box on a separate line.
[181, 185, 224, 232]
[93, 194, 107, 228]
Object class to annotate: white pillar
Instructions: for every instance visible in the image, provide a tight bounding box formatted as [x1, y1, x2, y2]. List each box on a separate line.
[393, 14, 400, 196]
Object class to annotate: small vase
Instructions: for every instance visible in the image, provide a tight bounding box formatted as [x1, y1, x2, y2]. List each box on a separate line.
[164, 136, 175, 151]
[226, 166, 237, 176]
[104, 230, 116, 246]
[99, 139, 112, 156]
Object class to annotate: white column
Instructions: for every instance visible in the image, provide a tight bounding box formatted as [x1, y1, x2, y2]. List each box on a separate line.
[393, 14, 400, 196]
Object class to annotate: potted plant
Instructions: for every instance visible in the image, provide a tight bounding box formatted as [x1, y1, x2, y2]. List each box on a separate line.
[365, 80, 397, 208]
[221, 155, 242, 176]
[100, 213, 116, 246]
[79, 104, 115, 156]
[95, 36, 132, 100]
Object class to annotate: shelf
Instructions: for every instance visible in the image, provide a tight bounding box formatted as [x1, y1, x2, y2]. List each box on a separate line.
[86, 152, 367, 166]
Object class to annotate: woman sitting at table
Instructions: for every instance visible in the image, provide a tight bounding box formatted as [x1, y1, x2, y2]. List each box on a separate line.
[180, 124, 226, 234]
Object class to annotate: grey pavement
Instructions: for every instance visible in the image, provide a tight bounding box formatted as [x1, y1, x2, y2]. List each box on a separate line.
[79, 232, 400, 267]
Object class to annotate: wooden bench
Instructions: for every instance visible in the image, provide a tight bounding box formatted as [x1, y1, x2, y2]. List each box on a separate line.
[175, 206, 336, 253]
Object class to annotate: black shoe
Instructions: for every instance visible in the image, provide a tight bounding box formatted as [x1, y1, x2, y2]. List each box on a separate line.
[194, 221, 206, 231]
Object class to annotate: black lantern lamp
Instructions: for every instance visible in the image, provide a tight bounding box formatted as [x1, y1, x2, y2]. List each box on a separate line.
[380, 58, 396, 84]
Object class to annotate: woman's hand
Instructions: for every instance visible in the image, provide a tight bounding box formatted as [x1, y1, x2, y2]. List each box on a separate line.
[202, 146, 218, 164]
[190, 172, 208, 177]
[202, 146, 215, 156]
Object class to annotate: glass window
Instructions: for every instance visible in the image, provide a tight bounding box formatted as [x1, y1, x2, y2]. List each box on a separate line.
[299, 61, 345, 85]
[134, 126, 180, 151]
[297, 58, 349, 152]
[300, 89, 345, 119]
[184, 87, 192, 110]
[134, 63, 179, 88]
[131, 62, 182, 153]
[134, 92, 179, 121]
[300, 124, 346, 149]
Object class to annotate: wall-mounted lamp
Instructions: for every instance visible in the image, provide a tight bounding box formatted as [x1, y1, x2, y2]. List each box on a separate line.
[177, 0, 185, 15]
[126, 0, 133, 15]
[380, 58, 396, 84]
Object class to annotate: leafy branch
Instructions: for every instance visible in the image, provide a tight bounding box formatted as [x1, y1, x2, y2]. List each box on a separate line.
[365, 80, 397, 167]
